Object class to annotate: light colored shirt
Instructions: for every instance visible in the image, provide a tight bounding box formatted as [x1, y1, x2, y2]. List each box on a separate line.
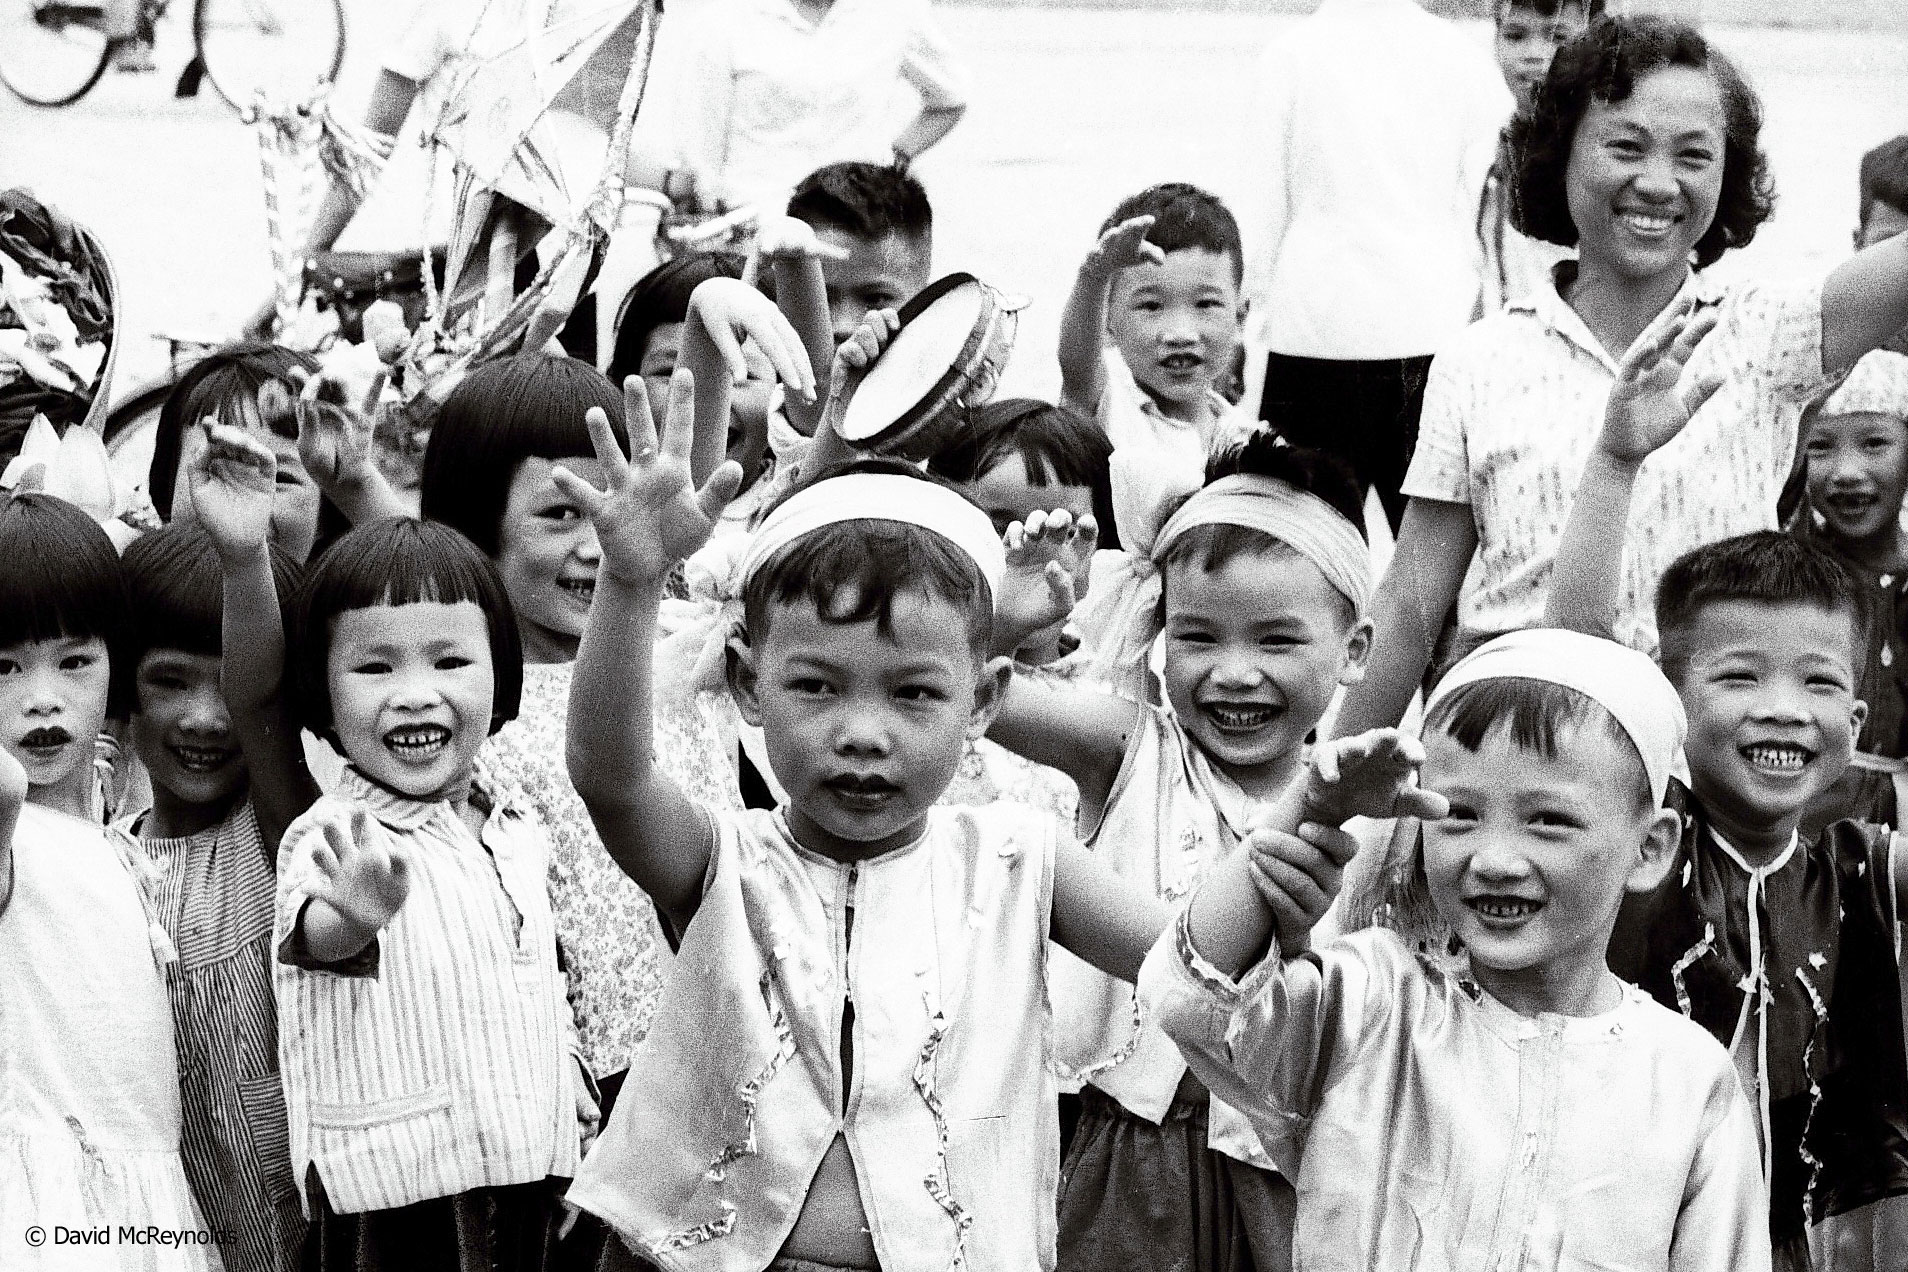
[273, 767, 578, 1216]
[0, 804, 216, 1271]
[1141, 920, 1774, 1272]
[569, 804, 1060, 1272]
[657, 0, 967, 212]
[1402, 267, 1827, 651]
[1095, 347, 1250, 476]
[1476, 149, 1572, 315]
[1240, 0, 1509, 359]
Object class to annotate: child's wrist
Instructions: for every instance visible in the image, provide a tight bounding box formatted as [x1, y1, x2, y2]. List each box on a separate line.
[1587, 443, 1645, 477]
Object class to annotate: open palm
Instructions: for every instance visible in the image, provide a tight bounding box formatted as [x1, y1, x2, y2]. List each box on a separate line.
[187, 421, 277, 560]
[1600, 305, 1723, 465]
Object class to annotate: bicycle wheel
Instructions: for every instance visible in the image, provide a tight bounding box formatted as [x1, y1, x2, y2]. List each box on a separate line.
[0, 0, 112, 107]
[193, 0, 343, 114]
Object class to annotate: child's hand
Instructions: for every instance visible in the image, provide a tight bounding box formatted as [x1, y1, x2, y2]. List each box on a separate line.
[574, 1058, 601, 1155]
[1244, 821, 1359, 950]
[280, 368, 387, 495]
[1597, 302, 1723, 467]
[304, 806, 412, 935]
[550, 370, 744, 587]
[1301, 728, 1450, 828]
[687, 277, 817, 402]
[187, 421, 278, 563]
[752, 215, 851, 267]
[1081, 216, 1165, 280]
[996, 509, 1098, 652]
[828, 307, 902, 403]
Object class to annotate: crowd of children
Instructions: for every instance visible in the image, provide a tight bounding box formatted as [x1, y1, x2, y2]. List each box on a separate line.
[6, 6, 1908, 1272]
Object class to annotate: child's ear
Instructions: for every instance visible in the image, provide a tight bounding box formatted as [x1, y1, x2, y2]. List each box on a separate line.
[1337, 616, 1375, 687]
[725, 633, 765, 729]
[1850, 696, 1870, 742]
[1625, 805, 1684, 895]
[966, 655, 1015, 741]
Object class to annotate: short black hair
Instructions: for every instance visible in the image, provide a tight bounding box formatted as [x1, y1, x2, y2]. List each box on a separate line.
[1157, 434, 1366, 602]
[1494, 0, 1604, 23]
[1655, 531, 1867, 686]
[1859, 134, 1908, 227]
[741, 459, 993, 657]
[121, 523, 304, 666]
[1424, 674, 1650, 811]
[606, 253, 742, 389]
[149, 341, 317, 520]
[1509, 16, 1774, 270]
[787, 161, 933, 249]
[290, 518, 523, 743]
[927, 398, 1119, 550]
[1099, 183, 1244, 285]
[0, 492, 135, 718]
[418, 353, 627, 559]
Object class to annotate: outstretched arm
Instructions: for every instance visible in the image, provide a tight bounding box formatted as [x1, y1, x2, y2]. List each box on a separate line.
[188, 422, 321, 850]
[1545, 306, 1720, 636]
[555, 371, 742, 932]
[270, 370, 407, 527]
[1058, 216, 1161, 425]
[754, 217, 846, 438]
[1051, 839, 1171, 984]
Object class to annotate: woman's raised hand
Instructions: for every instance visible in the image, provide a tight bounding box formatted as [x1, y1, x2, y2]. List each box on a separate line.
[550, 370, 743, 587]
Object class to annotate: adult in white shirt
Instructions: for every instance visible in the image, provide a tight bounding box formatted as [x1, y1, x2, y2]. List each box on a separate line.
[653, 0, 968, 216]
[1239, 0, 1509, 531]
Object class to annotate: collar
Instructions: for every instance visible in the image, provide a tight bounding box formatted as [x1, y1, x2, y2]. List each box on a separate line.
[1511, 262, 1725, 375]
[1706, 825, 1801, 878]
[337, 763, 511, 834]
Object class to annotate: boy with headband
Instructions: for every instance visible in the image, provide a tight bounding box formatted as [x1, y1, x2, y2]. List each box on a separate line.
[550, 370, 1181, 1271]
[1144, 628, 1771, 1268]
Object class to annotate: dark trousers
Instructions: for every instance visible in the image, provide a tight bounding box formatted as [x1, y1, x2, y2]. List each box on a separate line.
[1256, 352, 1435, 533]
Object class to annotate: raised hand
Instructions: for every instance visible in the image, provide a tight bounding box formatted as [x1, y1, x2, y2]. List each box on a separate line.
[285, 366, 386, 496]
[827, 306, 902, 404]
[752, 215, 851, 267]
[996, 509, 1098, 652]
[1082, 215, 1165, 280]
[186, 420, 278, 562]
[1244, 821, 1360, 950]
[550, 370, 743, 587]
[686, 276, 817, 401]
[304, 806, 412, 935]
[1301, 728, 1449, 829]
[1598, 302, 1723, 466]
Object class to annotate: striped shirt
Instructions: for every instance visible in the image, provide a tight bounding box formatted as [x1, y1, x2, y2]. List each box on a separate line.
[273, 766, 579, 1216]
[139, 799, 304, 1272]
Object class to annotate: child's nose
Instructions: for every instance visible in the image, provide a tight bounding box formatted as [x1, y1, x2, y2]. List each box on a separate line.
[1467, 840, 1534, 883]
[388, 674, 443, 712]
[179, 688, 231, 737]
[832, 704, 891, 757]
[574, 524, 602, 563]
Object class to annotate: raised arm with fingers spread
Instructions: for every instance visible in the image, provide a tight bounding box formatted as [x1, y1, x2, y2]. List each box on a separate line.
[1058, 217, 1162, 426]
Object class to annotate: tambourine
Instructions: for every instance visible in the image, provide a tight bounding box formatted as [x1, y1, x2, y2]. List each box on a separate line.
[823, 272, 1027, 461]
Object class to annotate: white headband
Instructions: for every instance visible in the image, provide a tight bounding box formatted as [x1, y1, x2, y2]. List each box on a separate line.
[1424, 629, 1687, 806]
[734, 472, 1007, 602]
[1151, 474, 1371, 614]
[1819, 350, 1908, 420]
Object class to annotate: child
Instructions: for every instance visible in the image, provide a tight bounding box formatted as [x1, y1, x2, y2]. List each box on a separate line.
[1142, 628, 1772, 1269]
[785, 160, 935, 350]
[985, 434, 1372, 1270]
[120, 510, 311, 1272]
[1790, 352, 1908, 830]
[0, 492, 216, 1270]
[1546, 333, 1908, 1269]
[554, 371, 1168, 1270]
[1477, 0, 1601, 313]
[1059, 184, 1247, 477]
[273, 516, 587, 1265]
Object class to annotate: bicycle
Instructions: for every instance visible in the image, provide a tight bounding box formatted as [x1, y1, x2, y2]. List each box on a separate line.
[0, 0, 344, 112]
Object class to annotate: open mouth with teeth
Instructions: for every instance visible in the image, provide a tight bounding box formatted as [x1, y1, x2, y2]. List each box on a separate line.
[1616, 207, 1682, 239]
[1201, 702, 1281, 734]
[558, 578, 596, 605]
[1158, 353, 1203, 375]
[18, 726, 72, 757]
[168, 742, 235, 774]
[384, 724, 453, 762]
[1823, 492, 1881, 520]
[1466, 895, 1543, 926]
[1741, 742, 1813, 774]
[823, 774, 900, 811]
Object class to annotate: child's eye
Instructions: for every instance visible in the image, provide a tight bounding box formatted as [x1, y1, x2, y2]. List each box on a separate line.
[436, 656, 474, 671]
[1532, 810, 1585, 830]
[787, 677, 832, 697]
[1608, 139, 1643, 156]
[538, 503, 582, 523]
[1806, 674, 1848, 692]
[895, 684, 946, 703]
[1258, 633, 1302, 648]
[0, 659, 17, 676]
[1440, 802, 1477, 824]
[1133, 299, 1163, 313]
[1170, 631, 1217, 646]
[352, 660, 393, 675]
[1197, 298, 1228, 311]
[59, 653, 96, 672]
[1715, 669, 1756, 684]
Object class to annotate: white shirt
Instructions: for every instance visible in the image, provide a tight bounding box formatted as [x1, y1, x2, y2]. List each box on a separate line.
[655, 0, 967, 212]
[1096, 346, 1252, 476]
[1239, 0, 1510, 359]
[1402, 267, 1826, 652]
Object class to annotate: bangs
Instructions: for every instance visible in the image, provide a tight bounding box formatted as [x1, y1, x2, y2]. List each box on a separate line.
[0, 493, 134, 715]
[1424, 676, 1649, 809]
[123, 524, 304, 663]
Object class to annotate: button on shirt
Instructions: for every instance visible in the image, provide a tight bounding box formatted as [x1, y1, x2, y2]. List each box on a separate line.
[656, 0, 967, 212]
[274, 768, 578, 1215]
[1239, 0, 1510, 360]
[1402, 266, 1826, 652]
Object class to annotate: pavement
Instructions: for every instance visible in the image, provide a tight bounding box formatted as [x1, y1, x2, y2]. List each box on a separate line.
[1, 1, 1904, 405]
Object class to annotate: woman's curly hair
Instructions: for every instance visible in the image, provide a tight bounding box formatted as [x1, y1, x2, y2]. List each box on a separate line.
[1507, 15, 1775, 271]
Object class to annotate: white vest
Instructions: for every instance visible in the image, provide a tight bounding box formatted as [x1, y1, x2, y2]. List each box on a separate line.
[570, 805, 1060, 1272]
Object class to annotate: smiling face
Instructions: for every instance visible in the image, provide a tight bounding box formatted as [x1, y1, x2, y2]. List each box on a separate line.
[1421, 719, 1674, 1017]
[131, 648, 247, 817]
[1494, 2, 1593, 116]
[327, 601, 495, 802]
[494, 456, 604, 664]
[1106, 248, 1243, 420]
[1674, 599, 1866, 855]
[1804, 409, 1908, 550]
[1564, 64, 1727, 286]
[735, 587, 1000, 861]
[815, 227, 933, 346]
[639, 322, 775, 484]
[1160, 545, 1368, 798]
[0, 635, 111, 811]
